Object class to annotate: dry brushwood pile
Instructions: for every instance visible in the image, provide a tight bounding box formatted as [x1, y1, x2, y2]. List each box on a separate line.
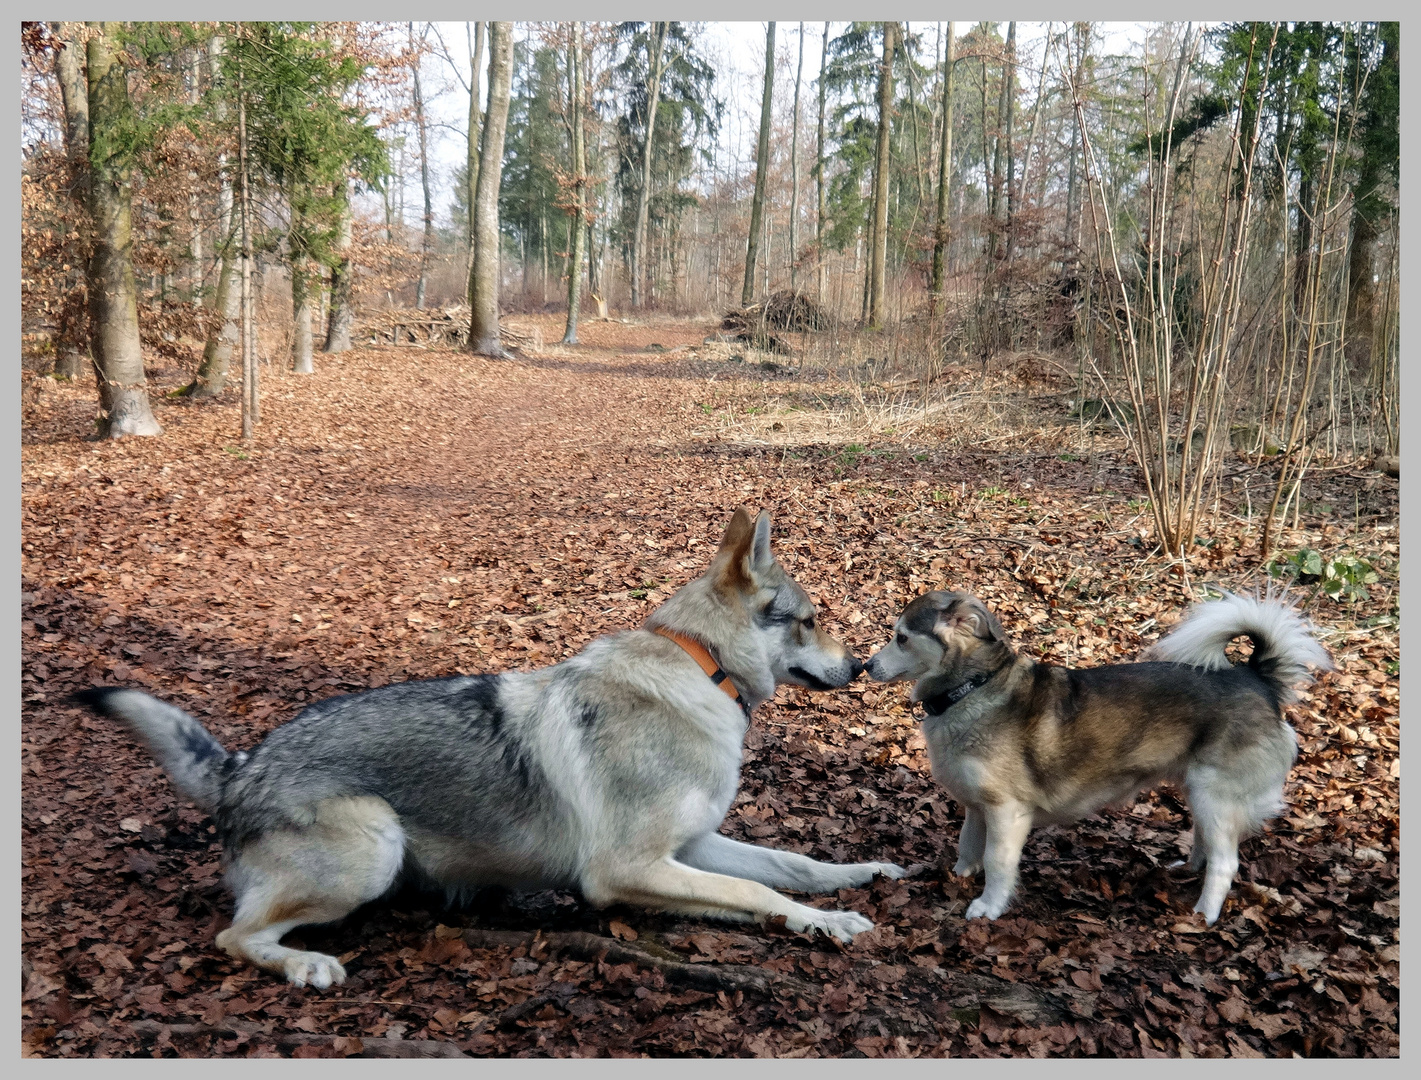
[351, 306, 540, 351]
[720, 290, 829, 354]
[21, 316, 1399, 1058]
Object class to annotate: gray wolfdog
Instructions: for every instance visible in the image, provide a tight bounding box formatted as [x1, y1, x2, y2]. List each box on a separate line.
[75, 509, 905, 988]
[864, 590, 1331, 924]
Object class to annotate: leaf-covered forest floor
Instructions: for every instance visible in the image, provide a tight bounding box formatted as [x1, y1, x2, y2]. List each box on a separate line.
[21, 316, 1399, 1057]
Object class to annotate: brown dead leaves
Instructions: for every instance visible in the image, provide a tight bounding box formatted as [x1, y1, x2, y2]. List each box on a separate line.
[21, 314, 1398, 1057]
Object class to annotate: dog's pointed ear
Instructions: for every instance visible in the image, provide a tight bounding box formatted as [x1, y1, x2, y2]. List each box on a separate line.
[716, 507, 755, 558]
[750, 511, 774, 574]
[713, 507, 757, 591]
[934, 597, 1007, 645]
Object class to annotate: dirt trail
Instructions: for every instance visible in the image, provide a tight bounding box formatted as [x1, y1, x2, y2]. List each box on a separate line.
[21, 318, 1399, 1057]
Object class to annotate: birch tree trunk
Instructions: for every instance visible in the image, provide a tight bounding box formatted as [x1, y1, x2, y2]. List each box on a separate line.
[631, 22, 668, 310]
[85, 20, 162, 437]
[742, 21, 775, 306]
[561, 22, 587, 344]
[468, 21, 514, 357]
[816, 22, 829, 303]
[789, 24, 804, 289]
[867, 21, 897, 329]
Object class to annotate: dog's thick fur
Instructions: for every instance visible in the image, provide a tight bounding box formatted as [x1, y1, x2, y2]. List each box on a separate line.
[865, 591, 1332, 924]
[76, 509, 904, 988]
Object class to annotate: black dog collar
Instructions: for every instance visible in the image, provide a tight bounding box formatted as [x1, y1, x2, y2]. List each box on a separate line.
[920, 672, 993, 716]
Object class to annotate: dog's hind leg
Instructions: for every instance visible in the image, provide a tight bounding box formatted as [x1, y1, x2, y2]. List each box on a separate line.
[216, 797, 405, 988]
[1185, 769, 1244, 925]
[965, 801, 1033, 920]
[952, 805, 986, 877]
[584, 856, 875, 943]
[676, 832, 904, 892]
[1185, 812, 1212, 873]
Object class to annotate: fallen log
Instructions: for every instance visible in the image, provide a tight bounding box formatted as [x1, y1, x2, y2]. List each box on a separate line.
[462, 927, 809, 1000]
[460, 926, 1096, 1026]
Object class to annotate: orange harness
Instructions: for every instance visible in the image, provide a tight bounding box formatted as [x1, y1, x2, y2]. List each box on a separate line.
[652, 628, 752, 718]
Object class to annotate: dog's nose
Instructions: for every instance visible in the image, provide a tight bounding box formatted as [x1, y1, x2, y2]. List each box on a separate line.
[848, 656, 865, 681]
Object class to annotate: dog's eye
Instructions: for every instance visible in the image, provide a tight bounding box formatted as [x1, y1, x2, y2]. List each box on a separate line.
[801, 615, 815, 630]
[896, 632, 908, 647]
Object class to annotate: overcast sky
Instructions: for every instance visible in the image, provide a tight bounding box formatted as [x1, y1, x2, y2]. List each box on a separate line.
[367, 21, 1151, 231]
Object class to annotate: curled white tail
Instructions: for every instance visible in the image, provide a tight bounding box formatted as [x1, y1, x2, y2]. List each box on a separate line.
[1145, 592, 1333, 704]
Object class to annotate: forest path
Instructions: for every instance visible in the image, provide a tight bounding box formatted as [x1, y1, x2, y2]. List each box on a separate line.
[21, 317, 1399, 1058]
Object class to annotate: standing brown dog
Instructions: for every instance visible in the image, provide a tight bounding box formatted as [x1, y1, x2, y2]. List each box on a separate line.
[865, 591, 1331, 924]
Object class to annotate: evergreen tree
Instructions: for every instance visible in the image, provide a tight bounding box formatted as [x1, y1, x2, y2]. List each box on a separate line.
[613, 22, 718, 309]
[226, 22, 386, 374]
[501, 32, 570, 302]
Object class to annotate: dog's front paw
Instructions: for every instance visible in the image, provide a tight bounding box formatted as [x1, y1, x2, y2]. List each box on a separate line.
[1192, 897, 1224, 926]
[869, 861, 908, 881]
[817, 909, 875, 942]
[952, 857, 983, 878]
[792, 908, 874, 943]
[283, 951, 347, 989]
[964, 896, 1008, 921]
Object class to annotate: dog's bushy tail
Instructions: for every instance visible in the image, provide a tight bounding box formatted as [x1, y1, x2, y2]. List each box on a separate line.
[72, 688, 230, 811]
[1145, 593, 1334, 704]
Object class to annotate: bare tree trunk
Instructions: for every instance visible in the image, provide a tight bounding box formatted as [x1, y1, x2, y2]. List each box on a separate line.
[466, 22, 485, 269]
[742, 21, 776, 306]
[52, 21, 91, 381]
[561, 23, 587, 344]
[411, 23, 432, 310]
[988, 38, 1007, 262]
[187, 34, 239, 396]
[1064, 23, 1089, 260]
[816, 22, 829, 303]
[323, 186, 355, 353]
[930, 22, 955, 313]
[85, 21, 161, 438]
[1017, 25, 1051, 236]
[290, 243, 315, 374]
[189, 223, 240, 394]
[468, 21, 514, 357]
[867, 21, 897, 329]
[187, 45, 203, 306]
[1002, 22, 1018, 269]
[237, 33, 257, 437]
[631, 22, 668, 310]
[789, 23, 804, 289]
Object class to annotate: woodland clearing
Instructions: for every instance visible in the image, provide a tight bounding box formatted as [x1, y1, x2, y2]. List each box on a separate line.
[20, 316, 1399, 1058]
